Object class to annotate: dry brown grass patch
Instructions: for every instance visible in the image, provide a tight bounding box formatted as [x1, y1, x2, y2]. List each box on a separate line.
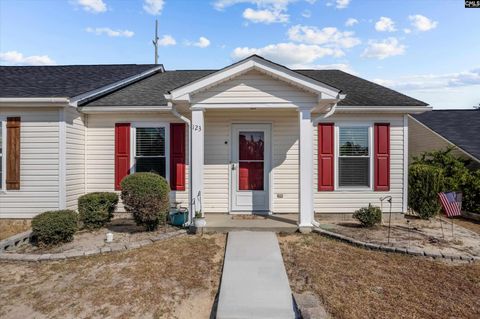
[280, 233, 480, 319]
[0, 219, 31, 240]
[0, 234, 226, 319]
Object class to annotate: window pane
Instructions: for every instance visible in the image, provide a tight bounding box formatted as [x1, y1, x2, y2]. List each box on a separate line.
[135, 157, 166, 177]
[136, 127, 165, 156]
[339, 157, 370, 187]
[339, 127, 369, 156]
[239, 131, 264, 160]
[239, 162, 264, 190]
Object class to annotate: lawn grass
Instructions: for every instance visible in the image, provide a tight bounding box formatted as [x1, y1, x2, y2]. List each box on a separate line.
[0, 234, 225, 319]
[279, 233, 480, 319]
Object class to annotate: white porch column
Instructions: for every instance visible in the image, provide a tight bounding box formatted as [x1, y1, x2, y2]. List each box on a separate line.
[191, 108, 205, 216]
[298, 108, 314, 229]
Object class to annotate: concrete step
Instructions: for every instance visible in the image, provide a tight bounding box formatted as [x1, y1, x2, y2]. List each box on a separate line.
[217, 231, 296, 319]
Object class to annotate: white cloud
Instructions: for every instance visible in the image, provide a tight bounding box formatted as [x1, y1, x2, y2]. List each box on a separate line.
[0, 51, 56, 65]
[187, 36, 211, 48]
[345, 18, 358, 27]
[243, 8, 288, 24]
[86, 27, 134, 37]
[158, 35, 176, 46]
[409, 14, 438, 32]
[375, 17, 396, 32]
[336, 0, 350, 9]
[231, 43, 344, 67]
[214, 0, 316, 24]
[362, 37, 405, 59]
[143, 0, 165, 15]
[302, 10, 311, 18]
[77, 0, 107, 13]
[287, 25, 361, 49]
[404, 28, 411, 34]
[373, 68, 480, 91]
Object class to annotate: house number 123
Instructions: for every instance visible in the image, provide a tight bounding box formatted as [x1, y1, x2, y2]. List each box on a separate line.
[193, 125, 202, 132]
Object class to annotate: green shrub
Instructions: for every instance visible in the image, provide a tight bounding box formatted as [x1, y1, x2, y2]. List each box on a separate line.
[120, 172, 170, 231]
[78, 192, 119, 229]
[353, 204, 382, 227]
[412, 147, 470, 191]
[408, 164, 444, 219]
[462, 170, 480, 214]
[32, 210, 78, 246]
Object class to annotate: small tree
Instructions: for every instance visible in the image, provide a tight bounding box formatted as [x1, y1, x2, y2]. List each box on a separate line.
[120, 172, 170, 231]
[408, 164, 444, 219]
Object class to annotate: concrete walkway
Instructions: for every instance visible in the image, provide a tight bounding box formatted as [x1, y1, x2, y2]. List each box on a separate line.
[217, 231, 296, 319]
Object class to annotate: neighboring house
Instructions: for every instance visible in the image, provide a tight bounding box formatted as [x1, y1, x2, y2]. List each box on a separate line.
[409, 110, 480, 166]
[0, 55, 430, 228]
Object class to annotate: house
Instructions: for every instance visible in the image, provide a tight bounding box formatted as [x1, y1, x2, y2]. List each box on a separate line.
[409, 110, 480, 167]
[0, 55, 431, 228]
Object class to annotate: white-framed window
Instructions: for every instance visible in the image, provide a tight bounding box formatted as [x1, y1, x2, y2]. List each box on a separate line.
[0, 117, 6, 191]
[336, 125, 372, 189]
[130, 123, 170, 180]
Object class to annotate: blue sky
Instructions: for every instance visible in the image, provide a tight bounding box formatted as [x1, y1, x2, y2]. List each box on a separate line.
[1, 0, 479, 109]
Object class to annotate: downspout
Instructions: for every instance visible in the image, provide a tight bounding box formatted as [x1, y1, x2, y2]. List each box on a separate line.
[169, 103, 194, 226]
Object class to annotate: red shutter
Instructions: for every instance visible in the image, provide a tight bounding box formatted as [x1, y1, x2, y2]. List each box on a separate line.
[374, 123, 390, 191]
[318, 123, 334, 191]
[114, 123, 130, 190]
[170, 123, 186, 191]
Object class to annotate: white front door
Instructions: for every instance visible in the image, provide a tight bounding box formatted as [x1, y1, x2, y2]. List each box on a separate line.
[231, 124, 271, 212]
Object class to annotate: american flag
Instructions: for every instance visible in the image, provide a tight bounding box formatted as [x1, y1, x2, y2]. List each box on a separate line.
[438, 192, 462, 217]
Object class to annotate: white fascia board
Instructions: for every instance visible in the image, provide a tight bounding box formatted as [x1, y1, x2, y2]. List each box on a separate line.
[78, 105, 171, 113]
[336, 105, 432, 113]
[70, 65, 164, 106]
[0, 97, 69, 107]
[168, 56, 341, 101]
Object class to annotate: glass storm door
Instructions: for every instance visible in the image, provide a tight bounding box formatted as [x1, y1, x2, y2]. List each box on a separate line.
[231, 124, 271, 212]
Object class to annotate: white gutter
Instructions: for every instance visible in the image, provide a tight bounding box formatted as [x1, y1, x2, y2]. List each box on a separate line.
[336, 105, 432, 113]
[70, 65, 164, 106]
[78, 105, 171, 113]
[169, 103, 194, 226]
[0, 97, 69, 107]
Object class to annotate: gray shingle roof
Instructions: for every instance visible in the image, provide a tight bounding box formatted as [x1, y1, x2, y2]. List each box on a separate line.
[81, 70, 216, 106]
[413, 110, 480, 160]
[0, 64, 159, 98]
[82, 68, 428, 107]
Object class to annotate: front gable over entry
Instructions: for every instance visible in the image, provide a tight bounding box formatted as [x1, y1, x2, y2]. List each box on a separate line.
[166, 55, 345, 110]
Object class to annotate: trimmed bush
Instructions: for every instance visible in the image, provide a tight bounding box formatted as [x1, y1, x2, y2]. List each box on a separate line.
[408, 164, 444, 219]
[78, 192, 119, 229]
[353, 204, 382, 227]
[120, 172, 170, 231]
[32, 210, 78, 246]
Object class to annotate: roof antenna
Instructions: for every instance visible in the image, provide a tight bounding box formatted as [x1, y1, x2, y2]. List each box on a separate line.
[152, 19, 159, 65]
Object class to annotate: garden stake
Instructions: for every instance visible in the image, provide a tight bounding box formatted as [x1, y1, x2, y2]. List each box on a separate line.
[380, 196, 393, 244]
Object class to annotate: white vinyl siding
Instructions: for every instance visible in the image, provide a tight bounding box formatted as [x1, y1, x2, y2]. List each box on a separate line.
[0, 108, 60, 218]
[85, 113, 188, 210]
[192, 70, 317, 108]
[65, 107, 86, 210]
[315, 113, 406, 213]
[408, 116, 473, 164]
[203, 109, 300, 213]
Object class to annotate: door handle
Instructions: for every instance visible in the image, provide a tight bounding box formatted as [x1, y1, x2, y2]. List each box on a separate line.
[231, 163, 236, 171]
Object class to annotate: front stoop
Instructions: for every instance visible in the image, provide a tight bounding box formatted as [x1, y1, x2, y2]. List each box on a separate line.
[217, 231, 296, 319]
